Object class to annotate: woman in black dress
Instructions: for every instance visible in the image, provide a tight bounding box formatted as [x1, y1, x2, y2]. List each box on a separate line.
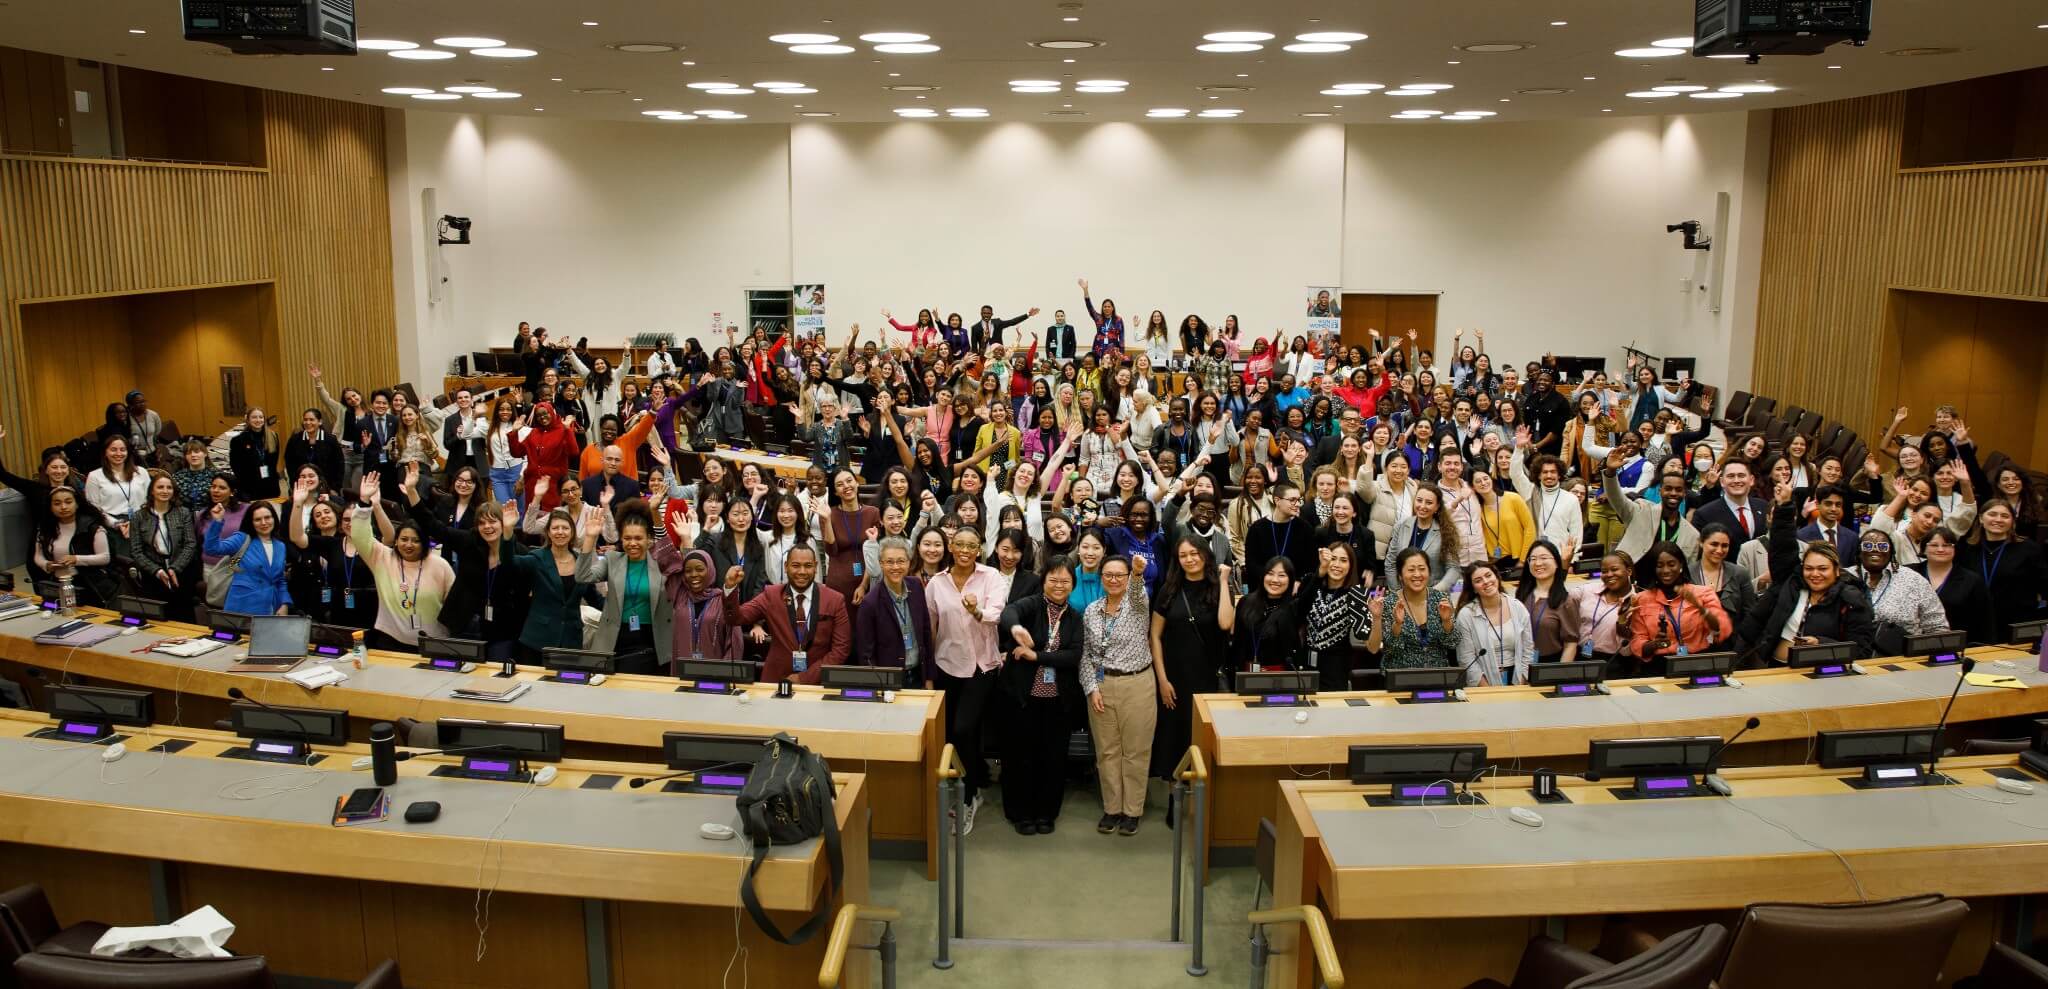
[1149, 535, 1237, 778]
[1917, 527, 2000, 645]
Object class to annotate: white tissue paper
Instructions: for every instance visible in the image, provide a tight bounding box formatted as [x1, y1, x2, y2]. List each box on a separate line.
[90, 905, 236, 958]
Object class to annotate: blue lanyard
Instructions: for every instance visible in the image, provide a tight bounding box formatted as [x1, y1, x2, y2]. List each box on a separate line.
[1585, 597, 1619, 639]
[1274, 521, 1292, 561]
[1870, 572, 1894, 610]
[339, 552, 357, 589]
[1982, 544, 2007, 587]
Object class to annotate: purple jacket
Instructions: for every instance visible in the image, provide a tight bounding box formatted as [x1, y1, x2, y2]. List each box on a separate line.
[854, 575, 937, 684]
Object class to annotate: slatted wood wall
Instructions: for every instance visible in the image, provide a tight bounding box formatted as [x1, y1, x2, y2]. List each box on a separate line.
[0, 82, 396, 465]
[1754, 90, 2048, 455]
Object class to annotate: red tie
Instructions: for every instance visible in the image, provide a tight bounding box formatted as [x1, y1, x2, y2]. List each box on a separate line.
[1737, 506, 1750, 537]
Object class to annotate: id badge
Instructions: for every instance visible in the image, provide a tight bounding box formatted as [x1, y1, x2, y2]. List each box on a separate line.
[484, 604, 494, 622]
[1675, 644, 1690, 657]
[344, 590, 356, 610]
[628, 615, 641, 632]
[853, 562, 863, 577]
[791, 651, 808, 674]
[259, 465, 271, 479]
[1579, 639, 1595, 658]
[320, 587, 333, 604]
[1039, 667, 1056, 685]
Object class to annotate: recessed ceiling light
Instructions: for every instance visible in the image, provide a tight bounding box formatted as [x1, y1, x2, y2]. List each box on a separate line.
[1616, 47, 1684, 58]
[1236, 73, 1249, 78]
[1078, 79, 1127, 87]
[357, 40, 418, 51]
[1399, 109, 1443, 116]
[471, 48, 537, 58]
[1652, 84, 1708, 92]
[1500, 98, 1511, 102]
[895, 107, 938, 117]
[1031, 39, 1101, 49]
[434, 37, 503, 48]
[789, 44, 856, 54]
[320, 66, 334, 71]
[1011, 79, 1060, 87]
[1719, 83, 1779, 93]
[412, 93, 463, 101]
[1406, 83, 1454, 90]
[1602, 108, 1612, 112]
[1447, 61, 1461, 65]
[608, 42, 681, 54]
[127, 28, 146, 34]
[581, 21, 599, 27]
[1517, 87, 1571, 95]
[683, 61, 695, 66]
[768, 87, 818, 94]
[641, 109, 681, 116]
[696, 109, 742, 117]
[1204, 31, 1275, 42]
[573, 88, 628, 95]
[754, 81, 804, 89]
[1550, 21, 1568, 27]
[551, 77, 563, 81]
[711, 114, 746, 120]
[1299, 112, 1333, 117]
[1198, 109, 1243, 117]
[1044, 110, 1087, 116]
[390, 49, 457, 60]
[1884, 47, 1964, 56]
[1332, 83, 1384, 91]
[1012, 86, 1061, 93]
[445, 85, 497, 93]
[771, 33, 838, 44]
[706, 88, 755, 95]
[1454, 110, 1497, 116]
[1075, 86, 1125, 93]
[688, 82, 735, 90]
[1583, 76, 1597, 80]
[1320, 89, 1363, 96]
[534, 107, 543, 111]
[656, 114, 699, 121]
[860, 32, 930, 43]
[1828, 64, 1842, 69]
[886, 84, 939, 92]
[874, 43, 942, 54]
[1295, 31, 1367, 43]
[800, 112, 837, 117]
[1147, 108, 1190, 117]
[1458, 42, 1530, 53]
[1197, 43, 1264, 53]
[471, 92, 521, 99]
[1283, 42, 1350, 53]
[1652, 37, 1694, 49]
[1391, 114, 1428, 120]
[1689, 92, 1742, 99]
[915, 95, 927, 99]
[1627, 90, 1679, 98]
[381, 87, 434, 95]
[947, 107, 989, 116]
[1443, 114, 1484, 121]
[1063, 16, 1079, 22]
[1385, 89, 1433, 97]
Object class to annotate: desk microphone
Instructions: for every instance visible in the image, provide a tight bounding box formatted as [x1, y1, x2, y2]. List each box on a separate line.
[25, 668, 113, 718]
[225, 687, 318, 740]
[1707, 717, 1762, 773]
[627, 761, 750, 789]
[1925, 657, 1978, 783]
[394, 742, 526, 762]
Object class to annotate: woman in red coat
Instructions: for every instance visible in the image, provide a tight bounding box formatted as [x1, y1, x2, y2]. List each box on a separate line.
[510, 402, 579, 513]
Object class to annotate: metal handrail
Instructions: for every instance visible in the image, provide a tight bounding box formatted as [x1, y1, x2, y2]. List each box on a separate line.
[818, 904, 903, 989]
[938, 743, 963, 779]
[1248, 906, 1345, 988]
[1174, 743, 1209, 783]
[1168, 744, 1211, 976]
[934, 743, 965, 969]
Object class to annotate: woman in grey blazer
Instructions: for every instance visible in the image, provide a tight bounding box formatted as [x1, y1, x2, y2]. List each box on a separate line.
[1383, 484, 1462, 593]
[577, 501, 674, 675]
[129, 470, 201, 621]
[1691, 522, 1756, 651]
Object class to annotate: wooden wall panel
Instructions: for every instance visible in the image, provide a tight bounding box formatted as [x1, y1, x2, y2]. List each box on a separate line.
[0, 47, 69, 155]
[0, 75, 395, 467]
[1881, 290, 2047, 467]
[1891, 164, 2048, 299]
[18, 296, 135, 448]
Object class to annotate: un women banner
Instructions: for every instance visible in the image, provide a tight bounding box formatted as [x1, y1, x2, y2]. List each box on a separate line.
[794, 284, 826, 340]
[1305, 286, 1341, 339]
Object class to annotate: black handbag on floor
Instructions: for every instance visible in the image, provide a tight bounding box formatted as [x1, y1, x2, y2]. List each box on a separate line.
[737, 732, 843, 945]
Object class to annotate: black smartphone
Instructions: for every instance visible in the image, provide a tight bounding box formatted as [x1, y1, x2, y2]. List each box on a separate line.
[339, 786, 384, 818]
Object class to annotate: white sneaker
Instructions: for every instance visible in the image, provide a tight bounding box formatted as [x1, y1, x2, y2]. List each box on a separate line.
[959, 794, 982, 837]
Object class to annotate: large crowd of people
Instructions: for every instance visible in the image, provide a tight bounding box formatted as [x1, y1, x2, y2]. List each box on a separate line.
[5, 284, 2045, 836]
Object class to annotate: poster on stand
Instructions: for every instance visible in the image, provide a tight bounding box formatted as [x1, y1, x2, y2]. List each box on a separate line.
[794, 284, 827, 341]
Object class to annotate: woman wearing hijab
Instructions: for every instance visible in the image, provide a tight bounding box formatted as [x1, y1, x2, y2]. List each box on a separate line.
[652, 544, 744, 667]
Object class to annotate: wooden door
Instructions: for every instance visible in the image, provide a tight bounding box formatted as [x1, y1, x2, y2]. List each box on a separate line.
[1340, 293, 1439, 362]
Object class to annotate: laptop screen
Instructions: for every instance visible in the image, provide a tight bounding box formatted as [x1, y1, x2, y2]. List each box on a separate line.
[247, 615, 313, 660]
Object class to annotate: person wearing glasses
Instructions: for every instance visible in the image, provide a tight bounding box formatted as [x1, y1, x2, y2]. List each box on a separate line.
[1080, 555, 1156, 836]
[1244, 481, 1318, 582]
[1848, 529, 1948, 655]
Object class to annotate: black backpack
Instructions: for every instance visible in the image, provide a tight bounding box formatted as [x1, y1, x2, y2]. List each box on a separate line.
[737, 732, 842, 945]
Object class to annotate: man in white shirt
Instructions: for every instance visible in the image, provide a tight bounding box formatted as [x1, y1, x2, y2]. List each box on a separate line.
[644, 340, 678, 380]
[1511, 449, 1583, 563]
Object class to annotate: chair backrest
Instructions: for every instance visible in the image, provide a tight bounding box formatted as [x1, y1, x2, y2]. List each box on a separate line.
[1780, 405, 1806, 429]
[1716, 895, 1968, 989]
[351, 959, 403, 989]
[1745, 396, 1777, 424]
[1569, 923, 1728, 989]
[1970, 942, 2048, 989]
[0, 885, 57, 967]
[1723, 391, 1753, 422]
[1792, 410, 1824, 438]
[13, 952, 273, 989]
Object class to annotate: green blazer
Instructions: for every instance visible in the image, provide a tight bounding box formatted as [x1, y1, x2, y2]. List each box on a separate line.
[576, 549, 674, 662]
[510, 546, 587, 650]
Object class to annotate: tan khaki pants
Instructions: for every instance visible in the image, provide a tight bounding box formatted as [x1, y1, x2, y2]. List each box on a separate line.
[1087, 671, 1157, 817]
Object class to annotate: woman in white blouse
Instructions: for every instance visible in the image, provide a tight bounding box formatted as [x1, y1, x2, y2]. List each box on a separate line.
[1452, 560, 1535, 685]
[84, 434, 151, 539]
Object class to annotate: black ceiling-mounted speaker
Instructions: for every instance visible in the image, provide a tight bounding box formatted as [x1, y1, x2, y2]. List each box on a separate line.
[1694, 0, 1872, 60]
[182, 0, 357, 56]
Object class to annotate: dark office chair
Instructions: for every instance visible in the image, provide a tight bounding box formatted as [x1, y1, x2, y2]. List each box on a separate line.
[1462, 924, 1727, 989]
[11, 952, 273, 989]
[1713, 391, 1754, 430]
[0, 885, 110, 975]
[1715, 894, 1968, 989]
[1957, 943, 2048, 989]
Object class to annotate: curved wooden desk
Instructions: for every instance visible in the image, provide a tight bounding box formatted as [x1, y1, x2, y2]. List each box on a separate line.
[1262, 756, 2048, 988]
[0, 709, 870, 988]
[0, 606, 943, 877]
[1196, 647, 2048, 861]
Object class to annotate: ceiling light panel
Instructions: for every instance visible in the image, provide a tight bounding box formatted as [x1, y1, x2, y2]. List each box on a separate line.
[1197, 43, 1263, 53]
[1203, 31, 1275, 42]
[859, 32, 930, 43]
[471, 48, 537, 58]
[770, 33, 839, 44]
[1283, 42, 1350, 53]
[1615, 47, 1684, 58]
[1719, 83, 1779, 93]
[390, 49, 456, 60]
[381, 87, 434, 95]
[434, 37, 502, 48]
[789, 44, 855, 54]
[873, 43, 942, 53]
[1295, 32, 1367, 43]
[1652, 84, 1708, 92]
[357, 40, 418, 51]
[471, 92, 521, 99]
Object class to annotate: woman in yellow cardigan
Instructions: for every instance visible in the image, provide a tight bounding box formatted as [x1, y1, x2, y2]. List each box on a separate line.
[1473, 468, 1536, 565]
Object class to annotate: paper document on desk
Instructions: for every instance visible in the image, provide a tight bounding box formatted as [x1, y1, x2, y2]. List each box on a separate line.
[1965, 673, 2026, 690]
[151, 638, 226, 658]
[92, 905, 236, 958]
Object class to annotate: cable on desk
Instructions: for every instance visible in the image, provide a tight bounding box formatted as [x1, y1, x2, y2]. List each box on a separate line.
[473, 775, 544, 962]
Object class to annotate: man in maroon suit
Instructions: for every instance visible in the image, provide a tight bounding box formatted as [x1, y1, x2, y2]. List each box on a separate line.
[724, 544, 851, 683]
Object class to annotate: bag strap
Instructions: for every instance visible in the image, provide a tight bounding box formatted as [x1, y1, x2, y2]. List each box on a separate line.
[738, 767, 844, 947]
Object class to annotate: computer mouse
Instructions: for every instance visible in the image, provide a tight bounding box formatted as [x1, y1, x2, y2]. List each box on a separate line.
[588, 674, 607, 686]
[1508, 807, 1542, 828]
[352, 756, 374, 771]
[1452, 688, 1468, 702]
[699, 822, 736, 841]
[533, 766, 558, 786]
[882, 690, 897, 703]
[1996, 777, 2036, 796]
[1726, 676, 1745, 689]
[118, 627, 138, 636]
[1292, 710, 1309, 725]
[735, 691, 752, 705]
[101, 743, 127, 763]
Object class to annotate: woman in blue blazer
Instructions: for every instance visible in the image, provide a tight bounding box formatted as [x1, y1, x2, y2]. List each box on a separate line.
[204, 500, 292, 615]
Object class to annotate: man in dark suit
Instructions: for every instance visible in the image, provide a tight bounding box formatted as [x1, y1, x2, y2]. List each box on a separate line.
[971, 304, 1039, 351]
[724, 544, 851, 683]
[1795, 484, 1860, 559]
[357, 389, 400, 486]
[1689, 458, 1771, 545]
[1309, 406, 1366, 470]
[998, 557, 1086, 835]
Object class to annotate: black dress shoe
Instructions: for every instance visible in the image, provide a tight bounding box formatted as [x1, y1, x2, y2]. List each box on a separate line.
[1097, 813, 1118, 834]
[1013, 820, 1036, 836]
[1117, 815, 1140, 836]
[1036, 819, 1055, 834]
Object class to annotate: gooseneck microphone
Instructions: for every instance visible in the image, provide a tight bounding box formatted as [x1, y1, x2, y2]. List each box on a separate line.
[1925, 657, 1978, 782]
[1707, 716, 1763, 774]
[628, 769, 694, 789]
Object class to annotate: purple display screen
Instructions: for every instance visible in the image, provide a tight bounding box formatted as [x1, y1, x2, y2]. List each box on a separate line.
[58, 720, 100, 737]
[1817, 664, 1847, 676]
[253, 740, 297, 756]
[559, 670, 590, 683]
[211, 630, 237, 641]
[1930, 652, 1960, 665]
[1414, 690, 1446, 700]
[700, 773, 748, 788]
[1556, 684, 1590, 695]
[38, 599, 59, 611]
[430, 657, 463, 670]
[693, 681, 728, 692]
[468, 758, 514, 774]
[1692, 675, 1723, 686]
[842, 688, 875, 699]
[1262, 694, 1297, 705]
[119, 615, 145, 626]
[1393, 782, 1452, 799]
[1642, 776, 1692, 791]
[316, 645, 343, 656]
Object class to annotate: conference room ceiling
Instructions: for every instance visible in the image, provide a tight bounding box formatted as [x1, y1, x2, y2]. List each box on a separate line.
[7, 0, 2047, 125]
